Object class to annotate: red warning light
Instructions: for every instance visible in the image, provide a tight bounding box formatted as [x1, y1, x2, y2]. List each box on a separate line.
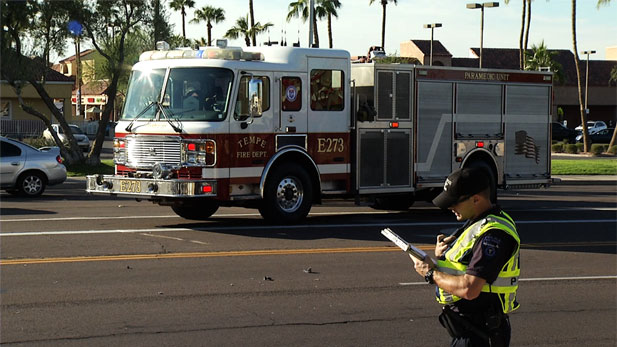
[476, 141, 485, 148]
[188, 143, 196, 151]
[202, 185, 213, 193]
[390, 122, 399, 128]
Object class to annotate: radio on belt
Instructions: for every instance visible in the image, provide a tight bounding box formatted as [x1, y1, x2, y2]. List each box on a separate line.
[381, 228, 427, 260]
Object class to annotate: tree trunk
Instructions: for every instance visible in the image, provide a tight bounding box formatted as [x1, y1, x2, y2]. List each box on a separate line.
[519, 0, 526, 70]
[22, 81, 84, 164]
[207, 23, 212, 46]
[381, 2, 387, 50]
[608, 127, 617, 150]
[327, 13, 333, 48]
[571, 0, 590, 152]
[523, 0, 531, 69]
[312, 11, 320, 47]
[249, 0, 256, 46]
[181, 9, 186, 41]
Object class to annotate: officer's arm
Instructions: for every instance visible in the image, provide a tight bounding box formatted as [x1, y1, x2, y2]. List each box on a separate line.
[411, 256, 485, 300]
[432, 271, 486, 300]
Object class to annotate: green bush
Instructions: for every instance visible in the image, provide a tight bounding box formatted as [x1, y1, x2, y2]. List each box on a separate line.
[590, 144, 607, 156]
[551, 143, 564, 153]
[565, 144, 578, 154]
[575, 142, 584, 152]
[608, 145, 617, 155]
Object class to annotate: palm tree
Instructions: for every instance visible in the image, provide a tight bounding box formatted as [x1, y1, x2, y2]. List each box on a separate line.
[369, 0, 397, 51]
[504, 0, 530, 70]
[321, 0, 342, 48]
[596, 0, 616, 149]
[169, 0, 195, 45]
[249, 0, 256, 46]
[191, 6, 226, 46]
[570, 0, 590, 152]
[287, 0, 320, 47]
[525, 41, 564, 84]
[225, 15, 273, 47]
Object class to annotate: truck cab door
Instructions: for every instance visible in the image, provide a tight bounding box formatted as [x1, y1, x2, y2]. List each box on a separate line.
[228, 72, 275, 195]
[275, 73, 307, 135]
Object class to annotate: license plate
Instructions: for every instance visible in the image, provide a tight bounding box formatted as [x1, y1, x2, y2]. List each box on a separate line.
[119, 180, 142, 193]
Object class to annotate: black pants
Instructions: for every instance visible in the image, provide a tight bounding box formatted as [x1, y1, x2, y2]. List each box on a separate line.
[440, 306, 511, 347]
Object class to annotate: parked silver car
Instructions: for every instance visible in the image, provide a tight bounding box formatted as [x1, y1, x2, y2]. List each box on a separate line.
[43, 124, 90, 151]
[0, 136, 67, 196]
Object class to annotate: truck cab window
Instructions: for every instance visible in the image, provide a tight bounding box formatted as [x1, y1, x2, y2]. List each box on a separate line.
[310, 69, 344, 111]
[234, 75, 270, 120]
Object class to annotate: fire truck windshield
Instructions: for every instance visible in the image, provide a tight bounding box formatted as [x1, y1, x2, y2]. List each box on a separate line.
[121, 67, 234, 122]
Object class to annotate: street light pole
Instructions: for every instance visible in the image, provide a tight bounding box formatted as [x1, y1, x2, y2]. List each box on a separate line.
[423, 23, 442, 66]
[582, 50, 596, 116]
[466, 2, 499, 69]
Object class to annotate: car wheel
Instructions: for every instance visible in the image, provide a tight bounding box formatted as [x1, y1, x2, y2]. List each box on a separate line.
[17, 171, 46, 197]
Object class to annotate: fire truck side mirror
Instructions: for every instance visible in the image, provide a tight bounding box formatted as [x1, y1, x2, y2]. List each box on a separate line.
[248, 78, 263, 118]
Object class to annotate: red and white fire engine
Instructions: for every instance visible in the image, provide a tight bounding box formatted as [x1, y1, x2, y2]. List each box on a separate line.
[86, 42, 553, 223]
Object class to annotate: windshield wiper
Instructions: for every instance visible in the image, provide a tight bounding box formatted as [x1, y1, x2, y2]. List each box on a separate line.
[156, 102, 183, 133]
[125, 101, 156, 132]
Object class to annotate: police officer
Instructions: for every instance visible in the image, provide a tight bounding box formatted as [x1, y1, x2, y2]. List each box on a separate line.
[410, 167, 520, 347]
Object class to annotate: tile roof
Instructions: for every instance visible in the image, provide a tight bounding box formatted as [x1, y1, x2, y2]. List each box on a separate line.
[411, 40, 452, 56]
[459, 48, 617, 86]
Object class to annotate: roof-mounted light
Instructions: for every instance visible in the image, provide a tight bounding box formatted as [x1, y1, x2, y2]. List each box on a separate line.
[139, 46, 264, 62]
[156, 41, 170, 51]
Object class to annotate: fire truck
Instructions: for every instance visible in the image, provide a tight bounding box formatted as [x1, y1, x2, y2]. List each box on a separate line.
[86, 42, 553, 223]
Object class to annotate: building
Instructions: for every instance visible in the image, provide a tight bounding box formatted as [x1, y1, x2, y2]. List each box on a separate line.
[53, 49, 111, 121]
[400, 40, 617, 129]
[1, 58, 75, 137]
[400, 40, 452, 66]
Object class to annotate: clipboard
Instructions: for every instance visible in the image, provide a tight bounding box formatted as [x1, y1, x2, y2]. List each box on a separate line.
[381, 228, 427, 260]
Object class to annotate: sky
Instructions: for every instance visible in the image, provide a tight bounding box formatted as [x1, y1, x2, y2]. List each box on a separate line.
[165, 0, 616, 60]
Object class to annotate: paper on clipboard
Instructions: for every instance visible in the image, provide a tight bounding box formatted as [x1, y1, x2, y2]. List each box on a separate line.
[381, 228, 427, 260]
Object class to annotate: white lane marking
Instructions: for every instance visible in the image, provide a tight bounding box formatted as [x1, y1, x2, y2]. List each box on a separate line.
[399, 275, 617, 286]
[0, 211, 392, 223]
[140, 233, 210, 245]
[1, 208, 614, 223]
[0, 219, 615, 237]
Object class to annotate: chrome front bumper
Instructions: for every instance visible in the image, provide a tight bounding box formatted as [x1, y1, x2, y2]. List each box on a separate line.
[86, 175, 217, 198]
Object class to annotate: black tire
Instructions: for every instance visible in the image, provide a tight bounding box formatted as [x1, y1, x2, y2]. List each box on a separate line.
[259, 163, 313, 224]
[171, 200, 219, 220]
[17, 171, 46, 197]
[467, 161, 497, 203]
[371, 195, 415, 211]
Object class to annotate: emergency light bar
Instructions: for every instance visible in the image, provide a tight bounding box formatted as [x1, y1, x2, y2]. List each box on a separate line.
[140, 45, 264, 62]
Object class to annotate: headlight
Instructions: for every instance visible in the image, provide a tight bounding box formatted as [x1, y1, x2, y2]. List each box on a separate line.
[113, 138, 126, 164]
[182, 140, 216, 166]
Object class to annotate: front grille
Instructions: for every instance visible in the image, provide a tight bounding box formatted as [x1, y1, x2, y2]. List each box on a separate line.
[126, 136, 182, 169]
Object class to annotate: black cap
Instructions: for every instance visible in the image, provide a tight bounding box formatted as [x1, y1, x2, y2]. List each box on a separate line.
[432, 167, 490, 209]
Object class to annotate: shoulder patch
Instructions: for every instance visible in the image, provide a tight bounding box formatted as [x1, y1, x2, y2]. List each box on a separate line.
[481, 235, 502, 258]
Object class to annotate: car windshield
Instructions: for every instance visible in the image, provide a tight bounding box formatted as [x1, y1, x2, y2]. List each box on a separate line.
[121, 67, 234, 122]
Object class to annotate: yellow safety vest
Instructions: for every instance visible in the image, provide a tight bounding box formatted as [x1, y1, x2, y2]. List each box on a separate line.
[436, 212, 521, 313]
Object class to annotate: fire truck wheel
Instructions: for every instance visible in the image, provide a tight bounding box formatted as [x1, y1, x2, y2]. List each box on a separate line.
[371, 195, 414, 211]
[171, 200, 219, 220]
[259, 163, 313, 224]
[467, 161, 497, 203]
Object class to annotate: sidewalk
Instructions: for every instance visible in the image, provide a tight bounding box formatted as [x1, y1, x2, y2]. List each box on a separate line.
[552, 175, 616, 185]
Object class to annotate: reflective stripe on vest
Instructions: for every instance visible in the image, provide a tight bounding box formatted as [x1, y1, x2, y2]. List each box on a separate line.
[435, 212, 521, 313]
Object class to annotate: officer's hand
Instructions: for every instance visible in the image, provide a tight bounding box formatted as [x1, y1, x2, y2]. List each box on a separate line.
[410, 254, 435, 277]
[435, 234, 456, 258]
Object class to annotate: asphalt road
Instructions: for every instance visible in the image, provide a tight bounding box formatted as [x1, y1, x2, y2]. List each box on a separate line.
[1, 180, 616, 346]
